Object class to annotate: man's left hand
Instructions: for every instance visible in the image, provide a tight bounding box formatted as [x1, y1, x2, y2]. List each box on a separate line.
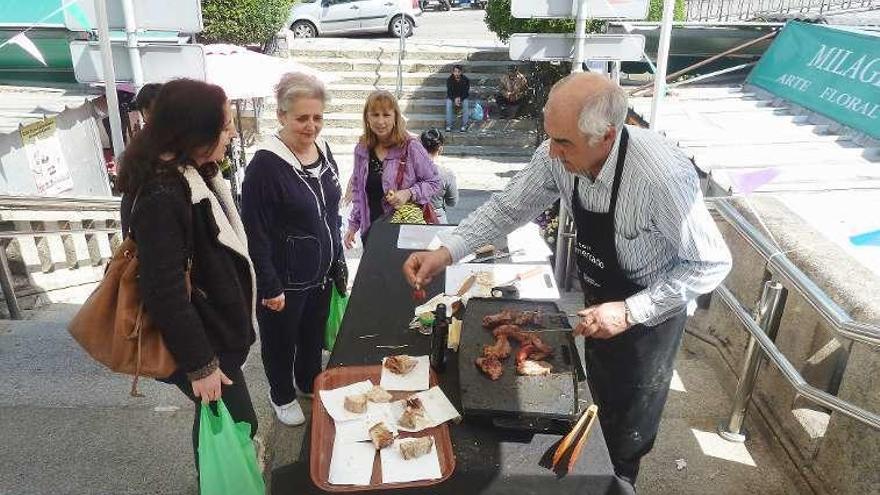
[574, 301, 632, 339]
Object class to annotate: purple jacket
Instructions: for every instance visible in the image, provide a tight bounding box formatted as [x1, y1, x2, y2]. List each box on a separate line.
[349, 138, 441, 235]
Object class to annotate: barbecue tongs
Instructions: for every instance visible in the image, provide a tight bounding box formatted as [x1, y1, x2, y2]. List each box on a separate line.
[551, 404, 599, 472]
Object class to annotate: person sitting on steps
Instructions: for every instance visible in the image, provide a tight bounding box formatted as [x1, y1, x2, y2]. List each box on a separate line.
[445, 64, 470, 133]
[496, 65, 529, 119]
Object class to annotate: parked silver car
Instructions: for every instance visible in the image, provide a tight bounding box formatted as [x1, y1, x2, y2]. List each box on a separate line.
[289, 0, 421, 38]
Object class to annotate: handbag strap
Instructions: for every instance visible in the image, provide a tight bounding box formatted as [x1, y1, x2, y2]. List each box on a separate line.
[394, 139, 411, 191]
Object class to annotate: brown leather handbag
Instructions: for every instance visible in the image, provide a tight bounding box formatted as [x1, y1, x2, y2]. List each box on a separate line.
[68, 200, 188, 396]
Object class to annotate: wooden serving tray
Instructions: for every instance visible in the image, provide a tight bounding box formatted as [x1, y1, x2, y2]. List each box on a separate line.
[309, 365, 456, 492]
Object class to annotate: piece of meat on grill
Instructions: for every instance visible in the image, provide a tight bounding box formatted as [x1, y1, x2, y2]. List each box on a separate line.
[491, 324, 523, 339]
[475, 356, 504, 380]
[482, 335, 512, 360]
[517, 359, 552, 376]
[482, 310, 516, 329]
[482, 310, 545, 329]
[516, 344, 554, 376]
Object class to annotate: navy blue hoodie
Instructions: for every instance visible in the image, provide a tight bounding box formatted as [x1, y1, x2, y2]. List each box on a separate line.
[241, 136, 343, 299]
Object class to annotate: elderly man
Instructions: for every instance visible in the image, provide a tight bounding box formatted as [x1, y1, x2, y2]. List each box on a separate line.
[403, 73, 732, 486]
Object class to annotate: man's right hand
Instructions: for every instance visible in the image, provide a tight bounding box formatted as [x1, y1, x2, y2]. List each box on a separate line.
[403, 248, 453, 289]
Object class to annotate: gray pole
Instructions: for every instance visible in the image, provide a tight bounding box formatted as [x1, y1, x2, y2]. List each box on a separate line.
[649, 0, 676, 130]
[95, 0, 126, 159]
[121, 0, 144, 91]
[718, 279, 788, 442]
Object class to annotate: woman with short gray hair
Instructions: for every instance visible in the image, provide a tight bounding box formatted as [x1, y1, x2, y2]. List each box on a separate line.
[241, 72, 346, 426]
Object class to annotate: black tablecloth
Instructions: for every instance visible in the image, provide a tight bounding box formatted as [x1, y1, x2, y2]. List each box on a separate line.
[272, 221, 633, 495]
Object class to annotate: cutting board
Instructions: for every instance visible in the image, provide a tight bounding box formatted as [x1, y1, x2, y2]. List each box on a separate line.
[458, 298, 581, 423]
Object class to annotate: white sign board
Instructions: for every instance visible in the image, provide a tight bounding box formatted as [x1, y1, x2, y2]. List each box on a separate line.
[509, 34, 645, 62]
[63, 0, 203, 32]
[70, 42, 207, 84]
[512, 0, 650, 20]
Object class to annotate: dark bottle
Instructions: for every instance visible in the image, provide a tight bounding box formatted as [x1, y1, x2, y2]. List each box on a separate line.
[430, 303, 449, 372]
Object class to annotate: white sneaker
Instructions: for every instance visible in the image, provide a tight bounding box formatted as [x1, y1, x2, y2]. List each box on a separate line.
[270, 395, 305, 426]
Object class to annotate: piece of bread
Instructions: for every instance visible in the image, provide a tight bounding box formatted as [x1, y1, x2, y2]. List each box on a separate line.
[384, 355, 418, 375]
[369, 423, 394, 450]
[366, 385, 393, 403]
[400, 437, 434, 460]
[344, 393, 367, 414]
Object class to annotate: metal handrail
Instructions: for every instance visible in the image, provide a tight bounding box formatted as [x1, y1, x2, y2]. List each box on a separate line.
[715, 283, 880, 431]
[710, 198, 880, 347]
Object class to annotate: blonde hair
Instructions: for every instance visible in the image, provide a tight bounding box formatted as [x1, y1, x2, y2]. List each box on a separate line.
[275, 72, 326, 113]
[360, 90, 409, 149]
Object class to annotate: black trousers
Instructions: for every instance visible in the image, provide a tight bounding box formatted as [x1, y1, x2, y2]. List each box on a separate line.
[171, 352, 258, 473]
[583, 310, 686, 487]
[258, 283, 332, 405]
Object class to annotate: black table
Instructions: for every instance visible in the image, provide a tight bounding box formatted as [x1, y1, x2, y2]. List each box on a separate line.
[272, 221, 633, 495]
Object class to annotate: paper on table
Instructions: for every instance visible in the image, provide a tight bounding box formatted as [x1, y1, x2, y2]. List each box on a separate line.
[319, 380, 375, 422]
[390, 386, 461, 433]
[507, 223, 553, 263]
[328, 436, 375, 486]
[397, 225, 457, 250]
[334, 404, 399, 443]
[380, 438, 442, 484]
[444, 263, 559, 300]
[380, 355, 430, 391]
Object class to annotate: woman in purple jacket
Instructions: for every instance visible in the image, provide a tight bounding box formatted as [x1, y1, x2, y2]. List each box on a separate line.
[344, 90, 441, 247]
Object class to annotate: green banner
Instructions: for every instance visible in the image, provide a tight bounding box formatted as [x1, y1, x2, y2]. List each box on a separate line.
[747, 21, 880, 139]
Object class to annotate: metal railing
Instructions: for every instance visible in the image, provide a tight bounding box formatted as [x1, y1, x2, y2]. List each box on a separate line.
[709, 198, 880, 440]
[686, 0, 876, 21]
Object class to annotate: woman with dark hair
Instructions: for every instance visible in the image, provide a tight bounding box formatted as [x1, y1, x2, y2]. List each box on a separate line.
[117, 78, 258, 475]
[419, 128, 458, 224]
[344, 90, 440, 247]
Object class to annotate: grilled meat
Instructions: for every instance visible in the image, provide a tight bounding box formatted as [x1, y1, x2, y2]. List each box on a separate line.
[475, 356, 504, 380]
[344, 393, 368, 413]
[516, 359, 552, 376]
[369, 422, 394, 450]
[482, 335, 512, 360]
[400, 437, 435, 460]
[366, 385, 393, 403]
[482, 310, 544, 329]
[399, 396, 428, 430]
[384, 355, 418, 375]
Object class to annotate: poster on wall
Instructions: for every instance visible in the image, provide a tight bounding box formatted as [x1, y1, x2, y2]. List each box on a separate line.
[20, 118, 74, 196]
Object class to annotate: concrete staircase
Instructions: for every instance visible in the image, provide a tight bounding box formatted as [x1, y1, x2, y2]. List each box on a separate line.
[259, 41, 538, 159]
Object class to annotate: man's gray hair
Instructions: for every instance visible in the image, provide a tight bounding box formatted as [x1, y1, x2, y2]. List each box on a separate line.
[577, 84, 628, 145]
[275, 72, 326, 112]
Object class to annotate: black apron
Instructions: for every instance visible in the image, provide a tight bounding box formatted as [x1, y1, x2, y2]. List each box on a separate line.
[571, 127, 686, 486]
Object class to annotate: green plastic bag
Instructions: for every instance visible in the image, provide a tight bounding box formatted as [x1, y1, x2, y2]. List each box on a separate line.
[324, 286, 349, 351]
[198, 400, 265, 495]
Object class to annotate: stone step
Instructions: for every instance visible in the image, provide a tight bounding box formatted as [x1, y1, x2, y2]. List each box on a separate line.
[260, 113, 534, 131]
[290, 45, 511, 62]
[325, 97, 446, 114]
[257, 125, 537, 149]
[293, 57, 519, 74]
[247, 143, 533, 160]
[323, 83, 499, 100]
[319, 71, 505, 87]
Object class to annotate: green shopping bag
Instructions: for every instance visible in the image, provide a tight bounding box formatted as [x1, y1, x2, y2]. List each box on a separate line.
[198, 400, 265, 495]
[324, 286, 349, 351]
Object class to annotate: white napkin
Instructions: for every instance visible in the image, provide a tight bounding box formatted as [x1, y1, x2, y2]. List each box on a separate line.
[380, 355, 431, 392]
[390, 386, 461, 433]
[319, 380, 375, 422]
[380, 438, 442, 484]
[328, 436, 375, 486]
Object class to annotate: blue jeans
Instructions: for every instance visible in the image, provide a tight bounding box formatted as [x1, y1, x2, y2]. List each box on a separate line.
[445, 98, 469, 128]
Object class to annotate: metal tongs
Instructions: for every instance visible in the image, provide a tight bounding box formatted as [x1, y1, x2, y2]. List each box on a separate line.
[551, 404, 599, 473]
